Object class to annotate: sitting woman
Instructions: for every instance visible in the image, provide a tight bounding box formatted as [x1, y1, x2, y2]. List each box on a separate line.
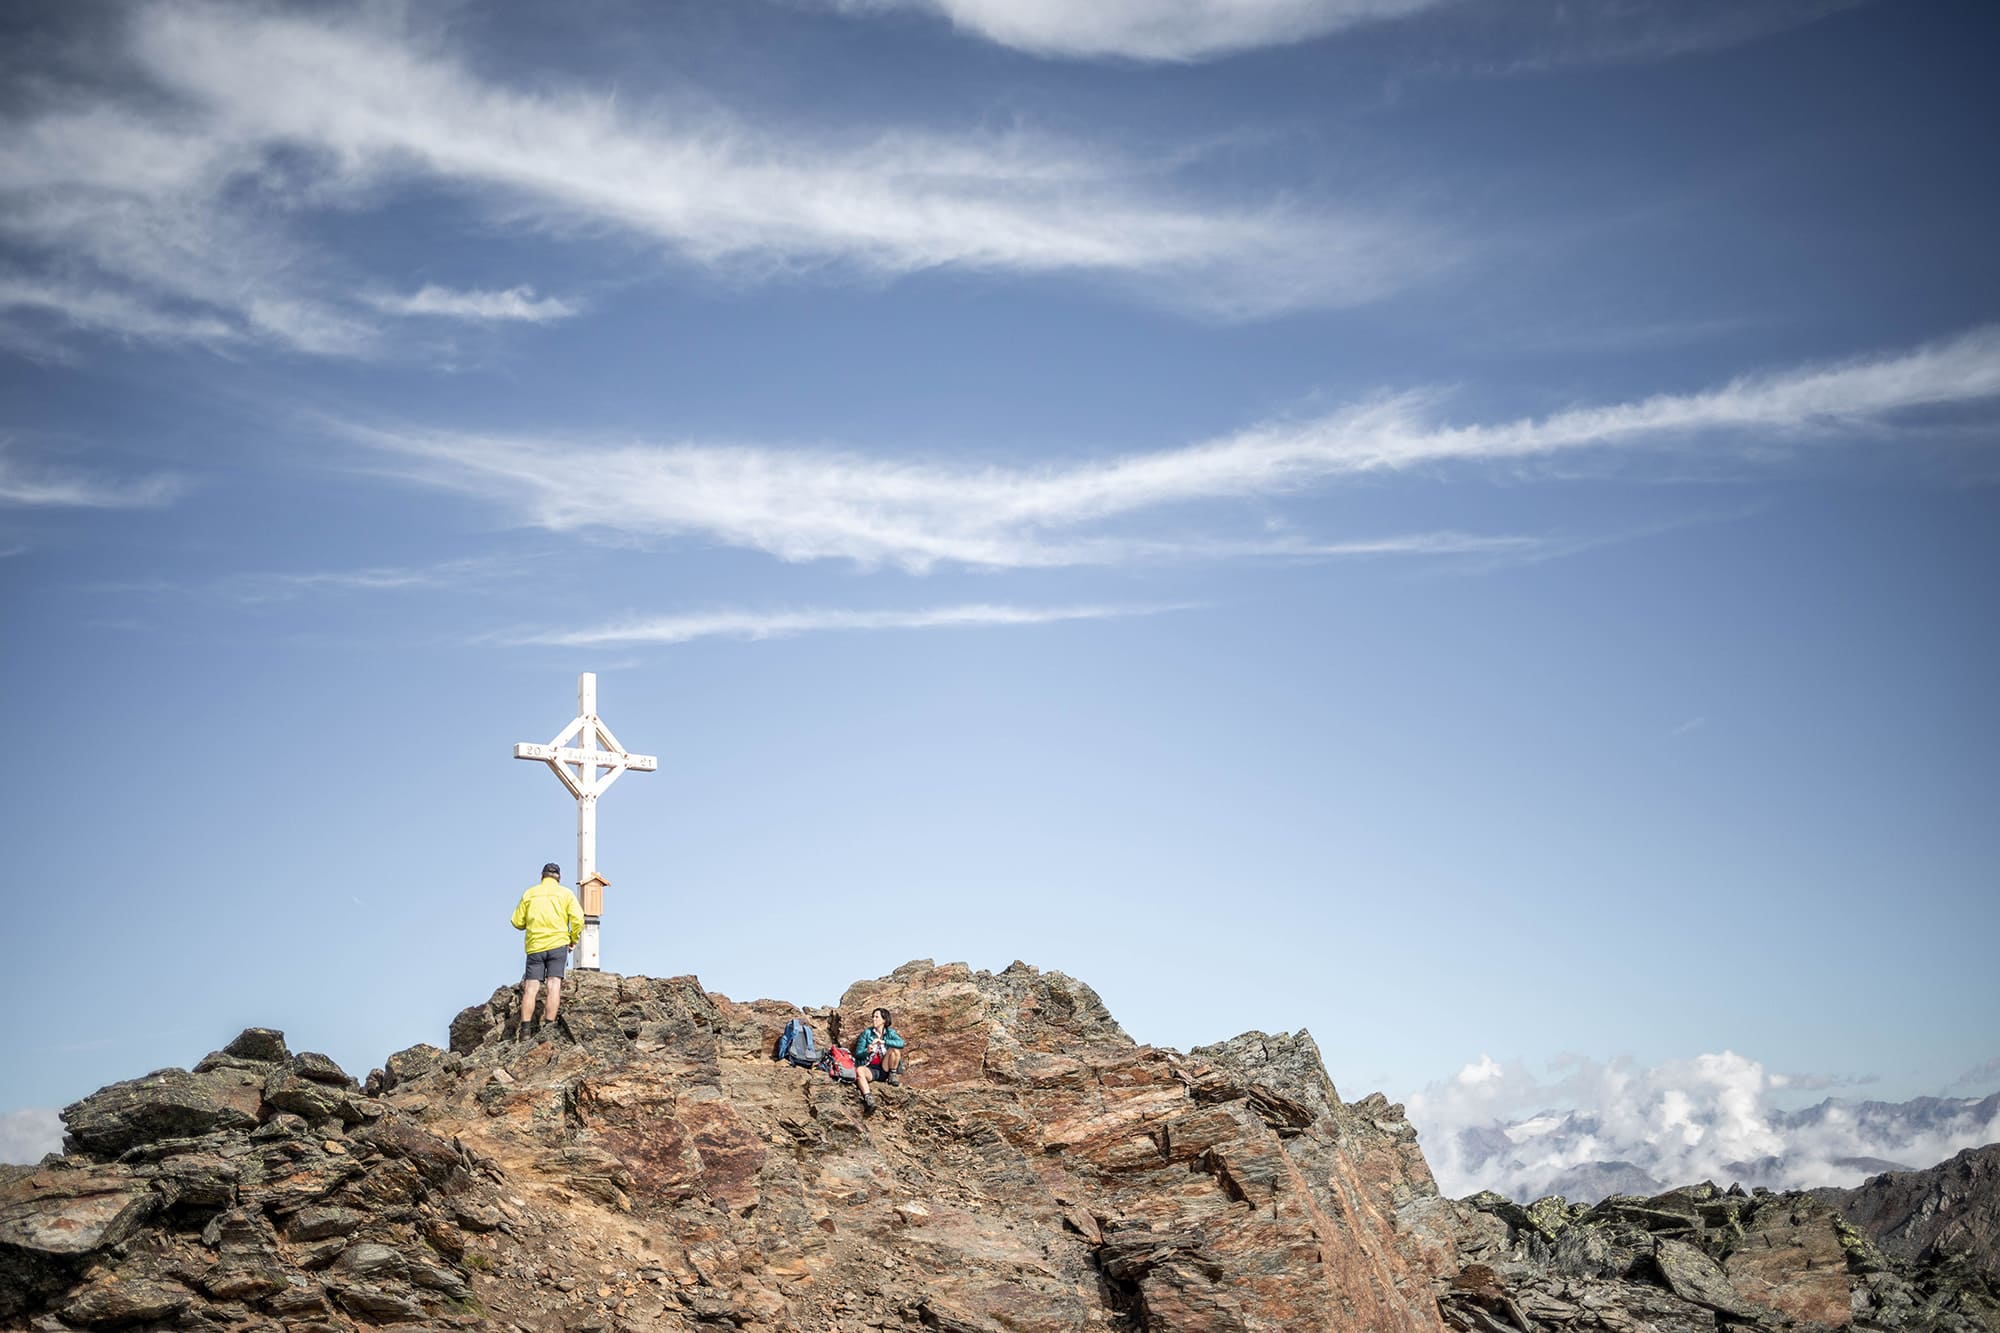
[852, 1007, 905, 1112]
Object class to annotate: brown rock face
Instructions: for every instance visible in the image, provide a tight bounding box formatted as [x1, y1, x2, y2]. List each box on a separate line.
[1723, 1196, 1853, 1328]
[3, 960, 1455, 1333]
[833, 961, 1451, 1332]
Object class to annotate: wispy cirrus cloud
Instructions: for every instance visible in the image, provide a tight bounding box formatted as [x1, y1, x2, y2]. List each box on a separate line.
[348, 325, 2000, 572]
[824, 0, 1858, 65]
[0, 274, 244, 350]
[349, 415, 1549, 571]
[1440, 0, 1866, 77]
[97, 555, 521, 605]
[128, 3, 1424, 313]
[0, 2, 1435, 359]
[0, 441, 185, 509]
[361, 285, 580, 323]
[0, 87, 379, 357]
[827, 0, 1443, 62]
[516, 601, 1188, 648]
[218, 557, 517, 604]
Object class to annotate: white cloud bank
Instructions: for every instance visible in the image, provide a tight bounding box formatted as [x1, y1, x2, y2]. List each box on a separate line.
[0, 1108, 62, 1166]
[516, 601, 1186, 648]
[1406, 1050, 2000, 1202]
[351, 325, 2000, 571]
[0, 3, 1431, 356]
[833, 0, 1441, 62]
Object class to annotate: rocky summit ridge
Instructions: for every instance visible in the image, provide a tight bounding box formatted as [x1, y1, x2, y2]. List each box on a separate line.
[3, 960, 1996, 1333]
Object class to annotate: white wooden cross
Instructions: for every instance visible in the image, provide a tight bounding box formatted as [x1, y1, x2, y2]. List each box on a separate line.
[513, 672, 656, 971]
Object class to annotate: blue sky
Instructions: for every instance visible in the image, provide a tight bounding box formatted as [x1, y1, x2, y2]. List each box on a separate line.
[2, 0, 1997, 1169]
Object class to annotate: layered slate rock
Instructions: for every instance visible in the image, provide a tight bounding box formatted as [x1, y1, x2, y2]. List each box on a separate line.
[0, 1163, 162, 1321]
[4, 1027, 490, 1331]
[0, 1165, 159, 1259]
[59, 1068, 262, 1159]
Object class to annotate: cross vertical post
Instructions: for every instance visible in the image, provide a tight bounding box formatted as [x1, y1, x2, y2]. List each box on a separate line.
[576, 672, 598, 966]
[513, 671, 657, 971]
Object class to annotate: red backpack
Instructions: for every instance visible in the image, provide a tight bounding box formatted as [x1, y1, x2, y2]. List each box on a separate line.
[824, 1046, 858, 1082]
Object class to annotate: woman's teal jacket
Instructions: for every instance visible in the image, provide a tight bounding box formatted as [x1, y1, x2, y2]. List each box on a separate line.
[851, 1026, 905, 1060]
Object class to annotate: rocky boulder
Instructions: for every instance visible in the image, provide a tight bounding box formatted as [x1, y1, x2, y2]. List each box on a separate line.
[380, 1041, 445, 1092]
[1829, 1142, 2000, 1275]
[59, 1067, 262, 1159]
[1722, 1194, 1854, 1326]
[0, 1164, 160, 1321]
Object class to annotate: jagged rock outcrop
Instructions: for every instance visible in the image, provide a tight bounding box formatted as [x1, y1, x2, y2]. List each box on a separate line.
[1, 961, 1449, 1332]
[3, 1025, 493, 1332]
[1825, 1144, 2000, 1277]
[4, 961, 1994, 1333]
[1436, 1175, 2000, 1332]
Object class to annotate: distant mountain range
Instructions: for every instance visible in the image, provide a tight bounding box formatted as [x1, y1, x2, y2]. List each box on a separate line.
[1446, 1091, 2000, 1202]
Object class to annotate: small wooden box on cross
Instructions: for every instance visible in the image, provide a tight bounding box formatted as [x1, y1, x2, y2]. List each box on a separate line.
[579, 871, 609, 919]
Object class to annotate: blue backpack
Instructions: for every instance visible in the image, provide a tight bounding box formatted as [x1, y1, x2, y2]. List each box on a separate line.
[775, 1017, 818, 1067]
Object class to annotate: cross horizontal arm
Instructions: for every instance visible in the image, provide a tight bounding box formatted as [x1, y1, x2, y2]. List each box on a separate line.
[514, 743, 658, 772]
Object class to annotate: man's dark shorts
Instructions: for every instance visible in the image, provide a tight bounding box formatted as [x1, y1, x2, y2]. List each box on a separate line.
[524, 946, 569, 982]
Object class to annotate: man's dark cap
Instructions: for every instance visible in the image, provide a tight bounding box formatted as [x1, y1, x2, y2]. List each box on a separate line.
[542, 862, 561, 879]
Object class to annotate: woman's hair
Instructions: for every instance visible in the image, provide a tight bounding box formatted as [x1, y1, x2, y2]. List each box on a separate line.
[873, 1008, 894, 1029]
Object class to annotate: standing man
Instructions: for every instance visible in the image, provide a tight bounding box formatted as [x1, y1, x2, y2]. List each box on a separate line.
[512, 862, 585, 1037]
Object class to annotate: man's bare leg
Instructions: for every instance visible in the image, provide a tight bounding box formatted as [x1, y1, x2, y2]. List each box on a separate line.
[520, 979, 542, 1026]
[544, 978, 563, 1022]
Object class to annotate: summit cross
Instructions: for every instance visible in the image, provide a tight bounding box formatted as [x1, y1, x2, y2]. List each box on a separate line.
[512, 672, 657, 970]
